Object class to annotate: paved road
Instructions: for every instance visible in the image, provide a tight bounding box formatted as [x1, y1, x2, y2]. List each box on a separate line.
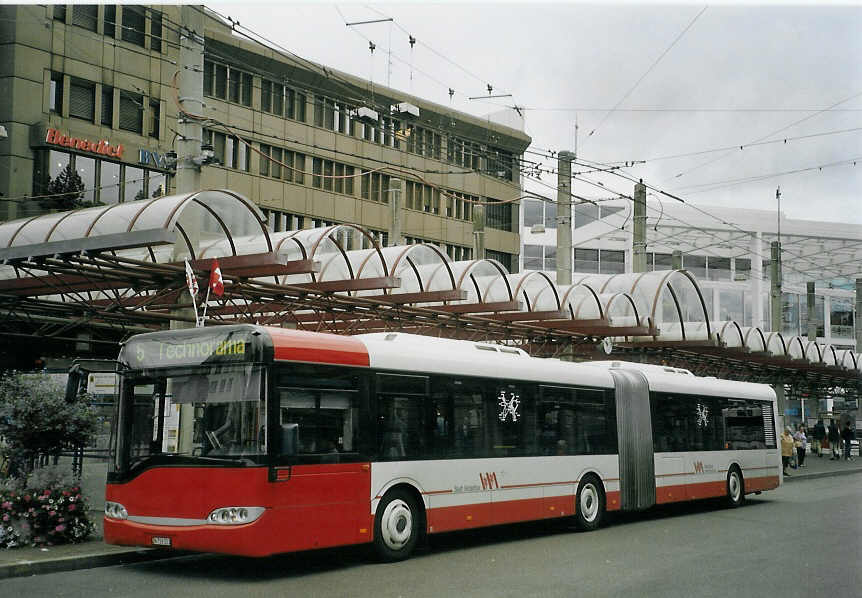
[8, 474, 862, 598]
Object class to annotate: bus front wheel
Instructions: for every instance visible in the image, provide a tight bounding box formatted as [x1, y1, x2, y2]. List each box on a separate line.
[726, 466, 745, 507]
[373, 488, 421, 561]
[575, 474, 605, 531]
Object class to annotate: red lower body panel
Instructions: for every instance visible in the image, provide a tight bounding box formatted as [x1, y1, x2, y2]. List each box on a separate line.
[105, 464, 371, 557]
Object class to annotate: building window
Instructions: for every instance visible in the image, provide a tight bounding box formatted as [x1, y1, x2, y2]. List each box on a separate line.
[574, 248, 599, 273]
[124, 165, 145, 202]
[101, 86, 114, 127]
[149, 99, 160, 138]
[53, 5, 67, 22]
[523, 245, 543, 271]
[734, 258, 751, 281]
[544, 245, 556, 272]
[707, 257, 731, 281]
[215, 64, 227, 99]
[270, 146, 282, 179]
[259, 144, 271, 177]
[118, 91, 143, 134]
[311, 157, 323, 188]
[487, 199, 512, 232]
[241, 72, 252, 107]
[50, 72, 64, 114]
[121, 6, 146, 47]
[653, 253, 673, 271]
[69, 79, 96, 121]
[225, 136, 248, 171]
[574, 203, 599, 228]
[71, 5, 98, 31]
[150, 10, 163, 52]
[100, 160, 120, 204]
[683, 255, 706, 279]
[523, 199, 542, 228]
[104, 5, 116, 37]
[600, 250, 625, 274]
[261, 79, 272, 113]
[830, 297, 854, 339]
[486, 250, 513, 272]
[228, 69, 241, 103]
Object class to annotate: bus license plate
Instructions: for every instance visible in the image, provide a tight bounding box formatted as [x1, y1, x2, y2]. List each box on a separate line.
[151, 536, 172, 547]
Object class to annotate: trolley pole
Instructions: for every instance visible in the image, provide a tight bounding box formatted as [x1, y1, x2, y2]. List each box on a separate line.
[387, 177, 403, 246]
[770, 240, 786, 418]
[556, 151, 575, 285]
[632, 180, 647, 273]
[172, 5, 206, 457]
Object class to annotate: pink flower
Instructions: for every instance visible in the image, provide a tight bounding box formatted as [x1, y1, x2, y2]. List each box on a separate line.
[2, 514, 8, 522]
[43, 490, 51, 496]
[62, 491, 70, 497]
[55, 524, 66, 532]
[68, 504, 77, 512]
[1, 501, 10, 509]
[24, 495, 31, 501]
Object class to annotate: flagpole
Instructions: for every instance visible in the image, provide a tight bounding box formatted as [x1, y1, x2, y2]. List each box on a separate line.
[185, 260, 200, 326]
[200, 283, 211, 327]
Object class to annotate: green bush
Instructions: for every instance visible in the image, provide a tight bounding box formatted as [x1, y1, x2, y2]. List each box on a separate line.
[0, 373, 98, 474]
[0, 466, 93, 548]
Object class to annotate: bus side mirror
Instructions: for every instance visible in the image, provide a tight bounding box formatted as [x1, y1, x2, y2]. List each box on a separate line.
[280, 423, 298, 456]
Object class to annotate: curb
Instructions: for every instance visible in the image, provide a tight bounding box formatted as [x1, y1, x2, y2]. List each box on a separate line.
[782, 466, 862, 483]
[0, 547, 180, 580]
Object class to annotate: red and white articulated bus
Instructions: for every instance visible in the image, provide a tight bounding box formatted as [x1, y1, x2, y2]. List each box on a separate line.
[104, 324, 781, 561]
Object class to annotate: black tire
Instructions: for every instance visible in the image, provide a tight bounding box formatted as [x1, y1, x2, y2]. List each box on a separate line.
[726, 466, 745, 507]
[575, 474, 605, 531]
[373, 488, 422, 562]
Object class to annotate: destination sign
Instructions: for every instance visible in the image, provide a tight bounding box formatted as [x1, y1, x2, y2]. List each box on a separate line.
[121, 329, 259, 370]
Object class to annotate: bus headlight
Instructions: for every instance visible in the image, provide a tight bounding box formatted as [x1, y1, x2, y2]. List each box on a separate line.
[105, 501, 128, 520]
[206, 506, 265, 525]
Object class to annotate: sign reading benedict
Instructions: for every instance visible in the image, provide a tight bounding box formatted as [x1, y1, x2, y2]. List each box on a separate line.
[45, 128, 124, 158]
[121, 327, 262, 370]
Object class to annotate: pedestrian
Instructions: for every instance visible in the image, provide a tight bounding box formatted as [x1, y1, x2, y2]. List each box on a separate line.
[794, 425, 807, 468]
[780, 426, 795, 476]
[841, 422, 854, 461]
[828, 421, 841, 460]
[812, 419, 826, 457]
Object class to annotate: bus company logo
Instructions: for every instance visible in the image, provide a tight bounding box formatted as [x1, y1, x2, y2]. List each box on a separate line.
[479, 472, 499, 490]
[696, 403, 710, 428]
[497, 390, 520, 423]
[693, 461, 704, 474]
[157, 339, 246, 361]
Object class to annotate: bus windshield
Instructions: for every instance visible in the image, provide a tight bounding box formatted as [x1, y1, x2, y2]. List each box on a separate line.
[115, 364, 265, 472]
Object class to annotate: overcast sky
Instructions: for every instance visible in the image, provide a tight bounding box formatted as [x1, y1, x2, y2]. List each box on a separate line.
[214, 2, 862, 226]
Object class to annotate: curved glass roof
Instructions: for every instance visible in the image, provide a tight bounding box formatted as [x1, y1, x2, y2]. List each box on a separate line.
[449, 259, 513, 305]
[0, 189, 267, 262]
[0, 200, 855, 376]
[559, 284, 603, 320]
[742, 327, 767, 353]
[507, 271, 560, 311]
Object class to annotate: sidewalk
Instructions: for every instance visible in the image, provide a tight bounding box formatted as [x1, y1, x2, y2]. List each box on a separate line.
[781, 447, 862, 482]
[2, 452, 861, 579]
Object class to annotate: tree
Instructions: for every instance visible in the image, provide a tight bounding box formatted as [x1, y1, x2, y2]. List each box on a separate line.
[41, 163, 85, 211]
[0, 373, 98, 475]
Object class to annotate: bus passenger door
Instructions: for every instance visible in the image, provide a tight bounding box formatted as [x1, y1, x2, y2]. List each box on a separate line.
[610, 369, 655, 511]
[271, 378, 371, 552]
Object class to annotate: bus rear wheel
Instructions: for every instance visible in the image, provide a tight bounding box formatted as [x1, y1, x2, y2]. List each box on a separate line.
[575, 474, 605, 531]
[726, 466, 745, 507]
[373, 488, 421, 562]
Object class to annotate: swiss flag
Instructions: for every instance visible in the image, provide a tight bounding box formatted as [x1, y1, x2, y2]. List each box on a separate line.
[209, 259, 224, 297]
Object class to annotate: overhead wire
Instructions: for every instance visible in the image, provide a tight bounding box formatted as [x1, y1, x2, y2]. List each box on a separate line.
[582, 5, 708, 146]
[667, 88, 862, 183]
